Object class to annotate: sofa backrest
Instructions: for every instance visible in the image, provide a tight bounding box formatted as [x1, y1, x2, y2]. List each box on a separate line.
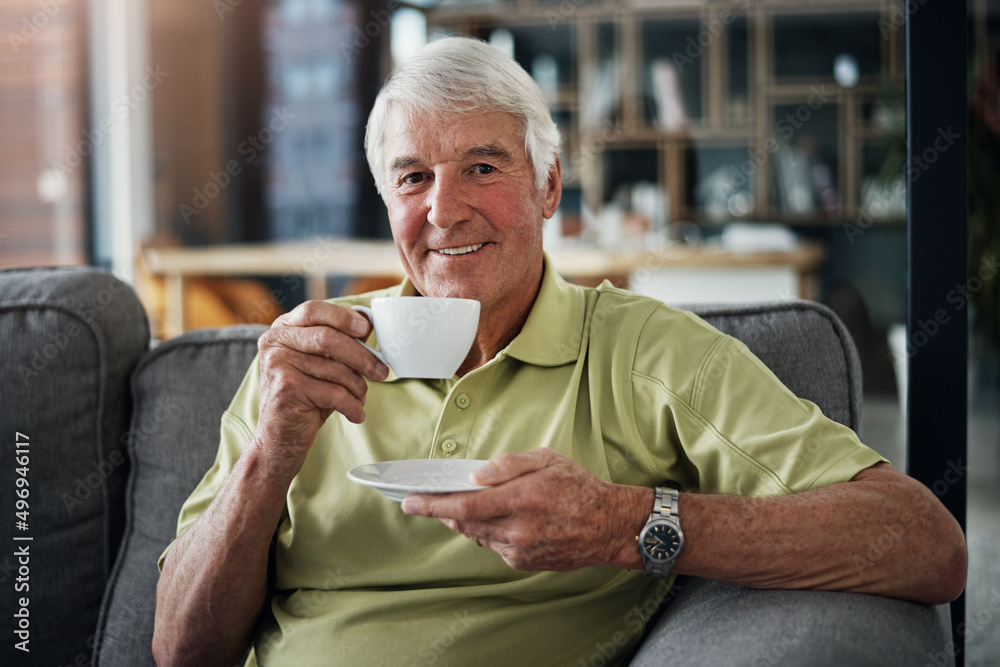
[0, 268, 867, 666]
[93, 324, 266, 666]
[0, 267, 149, 666]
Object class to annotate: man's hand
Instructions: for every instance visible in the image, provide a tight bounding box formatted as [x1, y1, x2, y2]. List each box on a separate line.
[254, 300, 389, 473]
[401, 448, 651, 571]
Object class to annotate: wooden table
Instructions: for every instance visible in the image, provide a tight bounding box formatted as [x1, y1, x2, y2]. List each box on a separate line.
[144, 239, 824, 338]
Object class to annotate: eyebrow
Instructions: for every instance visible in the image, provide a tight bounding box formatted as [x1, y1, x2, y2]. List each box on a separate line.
[389, 156, 420, 172]
[388, 144, 515, 173]
[466, 144, 513, 161]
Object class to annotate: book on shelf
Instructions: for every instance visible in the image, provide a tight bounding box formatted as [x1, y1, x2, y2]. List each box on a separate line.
[582, 58, 621, 127]
[860, 176, 906, 220]
[796, 135, 839, 217]
[810, 160, 840, 217]
[649, 58, 687, 132]
[775, 144, 814, 215]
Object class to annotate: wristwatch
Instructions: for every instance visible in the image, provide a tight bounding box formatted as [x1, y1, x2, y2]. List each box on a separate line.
[637, 488, 684, 577]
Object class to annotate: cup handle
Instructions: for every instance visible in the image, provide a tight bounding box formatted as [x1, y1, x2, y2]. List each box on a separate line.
[350, 305, 388, 365]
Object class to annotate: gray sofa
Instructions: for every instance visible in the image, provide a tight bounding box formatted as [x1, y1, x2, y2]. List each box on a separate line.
[0, 266, 953, 666]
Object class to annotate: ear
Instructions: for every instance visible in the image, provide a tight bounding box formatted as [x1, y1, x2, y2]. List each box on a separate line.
[541, 156, 562, 219]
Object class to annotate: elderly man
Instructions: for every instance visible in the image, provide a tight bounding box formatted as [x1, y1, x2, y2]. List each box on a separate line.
[153, 37, 967, 666]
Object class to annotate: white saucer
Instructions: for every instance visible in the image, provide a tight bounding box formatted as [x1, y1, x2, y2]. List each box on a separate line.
[346, 459, 490, 502]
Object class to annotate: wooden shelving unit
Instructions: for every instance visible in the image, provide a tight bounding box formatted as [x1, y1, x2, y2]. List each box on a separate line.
[425, 0, 907, 236]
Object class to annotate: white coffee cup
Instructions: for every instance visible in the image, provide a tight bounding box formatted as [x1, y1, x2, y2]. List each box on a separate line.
[351, 297, 480, 378]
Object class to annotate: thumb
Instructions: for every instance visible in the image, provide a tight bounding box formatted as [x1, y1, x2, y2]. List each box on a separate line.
[471, 448, 555, 486]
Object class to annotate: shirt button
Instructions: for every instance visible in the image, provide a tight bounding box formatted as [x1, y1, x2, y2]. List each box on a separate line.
[441, 439, 458, 454]
[455, 394, 471, 409]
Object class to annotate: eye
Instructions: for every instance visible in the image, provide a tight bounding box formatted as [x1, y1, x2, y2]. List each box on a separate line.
[472, 163, 496, 175]
[401, 172, 425, 185]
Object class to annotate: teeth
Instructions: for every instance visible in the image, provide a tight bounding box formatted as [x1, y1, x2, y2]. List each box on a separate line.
[438, 243, 484, 256]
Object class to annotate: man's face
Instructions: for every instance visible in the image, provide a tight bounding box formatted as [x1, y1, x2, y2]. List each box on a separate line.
[380, 108, 560, 318]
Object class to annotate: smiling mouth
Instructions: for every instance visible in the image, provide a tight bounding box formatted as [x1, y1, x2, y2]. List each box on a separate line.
[436, 243, 485, 256]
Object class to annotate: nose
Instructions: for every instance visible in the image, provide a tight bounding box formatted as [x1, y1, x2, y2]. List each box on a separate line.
[426, 170, 471, 230]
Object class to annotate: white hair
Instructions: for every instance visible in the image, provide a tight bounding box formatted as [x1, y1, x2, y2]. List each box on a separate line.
[364, 36, 561, 196]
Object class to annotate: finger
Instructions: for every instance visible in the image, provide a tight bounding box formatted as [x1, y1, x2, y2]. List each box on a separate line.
[261, 362, 368, 424]
[262, 323, 388, 381]
[471, 448, 558, 486]
[401, 489, 508, 521]
[275, 300, 372, 337]
[270, 346, 369, 402]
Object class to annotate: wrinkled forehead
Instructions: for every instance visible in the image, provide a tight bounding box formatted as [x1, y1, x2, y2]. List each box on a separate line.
[381, 105, 528, 165]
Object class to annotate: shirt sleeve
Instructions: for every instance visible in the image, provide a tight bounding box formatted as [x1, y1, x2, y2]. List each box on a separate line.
[690, 335, 885, 493]
[631, 308, 886, 497]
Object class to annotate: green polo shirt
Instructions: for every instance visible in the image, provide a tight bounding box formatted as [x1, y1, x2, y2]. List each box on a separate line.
[170, 255, 884, 666]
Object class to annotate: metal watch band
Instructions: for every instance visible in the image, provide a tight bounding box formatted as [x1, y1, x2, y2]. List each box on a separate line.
[645, 488, 680, 577]
[653, 487, 678, 520]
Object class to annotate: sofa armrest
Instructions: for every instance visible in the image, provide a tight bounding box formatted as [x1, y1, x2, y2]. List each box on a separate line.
[629, 576, 953, 667]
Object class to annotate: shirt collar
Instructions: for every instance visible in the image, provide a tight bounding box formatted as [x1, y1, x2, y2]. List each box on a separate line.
[502, 253, 587, 367]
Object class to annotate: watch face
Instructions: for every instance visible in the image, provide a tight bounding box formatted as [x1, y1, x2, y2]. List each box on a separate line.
[641, 523, 682, 562]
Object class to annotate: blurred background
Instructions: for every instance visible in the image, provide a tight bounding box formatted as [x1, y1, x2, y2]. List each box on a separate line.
[0, 0, 998, 662]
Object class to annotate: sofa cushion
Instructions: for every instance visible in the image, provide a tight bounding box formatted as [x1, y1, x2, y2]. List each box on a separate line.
[0, 267, 149, 665]
[93, 325, 266, 666]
